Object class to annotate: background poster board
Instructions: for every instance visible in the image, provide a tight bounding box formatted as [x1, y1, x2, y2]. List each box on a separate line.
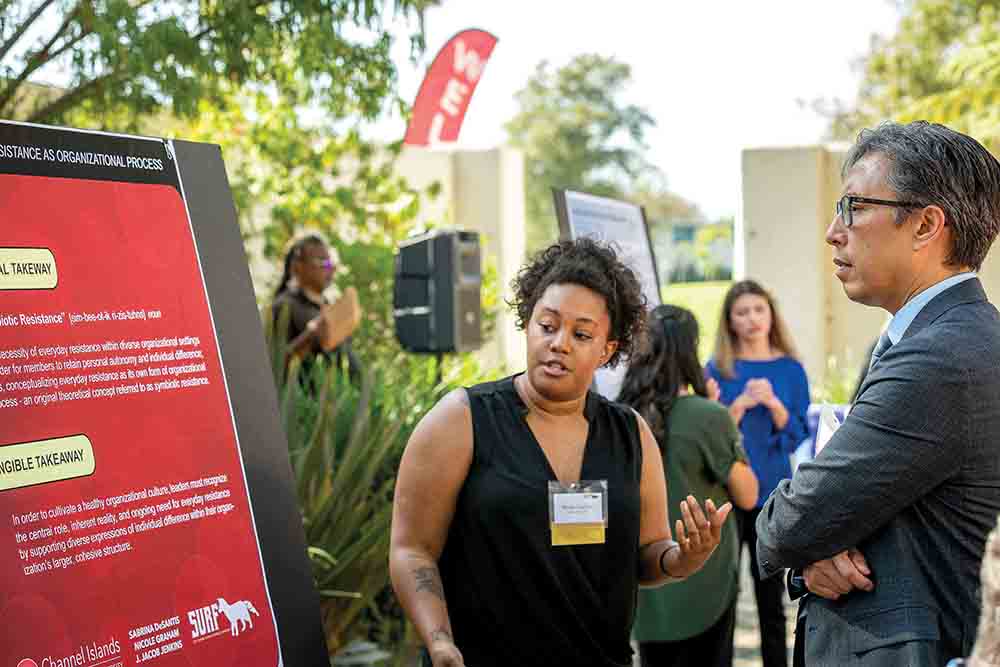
[553, 188, 662, 400]
[0, 121, 327, 667]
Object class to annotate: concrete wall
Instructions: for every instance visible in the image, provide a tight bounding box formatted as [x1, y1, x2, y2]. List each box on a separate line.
[740, 146, 834, 385]
[396, 146, 527, 375]
[741, 144, 1000, 392]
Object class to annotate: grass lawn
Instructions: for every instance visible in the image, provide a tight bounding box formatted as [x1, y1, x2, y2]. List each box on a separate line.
[660, 280, 732, 365]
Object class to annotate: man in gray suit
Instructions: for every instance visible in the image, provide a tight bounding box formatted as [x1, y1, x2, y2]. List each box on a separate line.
[756, 121, 1000, 666]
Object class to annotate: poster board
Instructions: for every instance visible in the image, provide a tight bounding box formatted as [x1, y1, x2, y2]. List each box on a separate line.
[0, 121, 327, 667]
[553, 188, 662, 400]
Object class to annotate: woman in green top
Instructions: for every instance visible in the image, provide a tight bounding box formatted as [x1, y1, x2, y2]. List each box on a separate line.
[619, 305, 759, 667]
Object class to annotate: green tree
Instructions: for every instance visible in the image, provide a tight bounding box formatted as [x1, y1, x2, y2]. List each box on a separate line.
[694, 218, 733, 281]
[817, 0, 999, 141]
[504, 54, 664, 254]
[0, 0, 435, 128]
[898, 5, 1000, 150]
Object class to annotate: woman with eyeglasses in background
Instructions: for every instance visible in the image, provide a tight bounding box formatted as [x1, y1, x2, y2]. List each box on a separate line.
[270, 233, 360, 380]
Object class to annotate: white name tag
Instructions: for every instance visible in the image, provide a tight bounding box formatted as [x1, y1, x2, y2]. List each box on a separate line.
[552, 492, 605, 524]
[548, 480, 608, 546]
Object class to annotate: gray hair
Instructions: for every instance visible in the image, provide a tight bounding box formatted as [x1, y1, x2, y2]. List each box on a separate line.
[843, 121, 1000, 271]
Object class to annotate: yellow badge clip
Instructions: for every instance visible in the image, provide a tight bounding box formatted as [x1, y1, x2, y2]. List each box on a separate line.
[548, 479, 608, 546]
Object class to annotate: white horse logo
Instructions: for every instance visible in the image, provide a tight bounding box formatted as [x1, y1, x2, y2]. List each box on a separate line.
[216, 597, 259, 637]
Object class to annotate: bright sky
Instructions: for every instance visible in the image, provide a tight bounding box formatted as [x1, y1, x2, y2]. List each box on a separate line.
[383, 1, 901, 220]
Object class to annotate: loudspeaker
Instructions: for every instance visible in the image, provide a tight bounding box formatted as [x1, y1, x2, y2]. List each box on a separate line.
[393, 230, 482, 353]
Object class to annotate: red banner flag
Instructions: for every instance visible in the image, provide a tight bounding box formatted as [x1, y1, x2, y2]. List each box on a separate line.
[403, 29, 498, 146]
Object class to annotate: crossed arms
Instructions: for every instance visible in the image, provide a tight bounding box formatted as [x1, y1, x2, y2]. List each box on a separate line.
[755, 340, 967, 596]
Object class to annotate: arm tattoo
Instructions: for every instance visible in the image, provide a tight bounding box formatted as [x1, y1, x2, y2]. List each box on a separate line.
[413, 565, 446, 600]
[430, 628, 452, 643]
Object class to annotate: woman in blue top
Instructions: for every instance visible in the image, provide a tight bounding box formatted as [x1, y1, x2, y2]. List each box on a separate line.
[706, 279, 809, 667]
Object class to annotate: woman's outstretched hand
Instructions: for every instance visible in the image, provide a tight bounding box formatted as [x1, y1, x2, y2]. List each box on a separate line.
[670, 495, 733, 577]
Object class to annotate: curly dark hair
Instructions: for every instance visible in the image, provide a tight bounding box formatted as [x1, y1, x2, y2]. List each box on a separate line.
[509, 237, 647, 368]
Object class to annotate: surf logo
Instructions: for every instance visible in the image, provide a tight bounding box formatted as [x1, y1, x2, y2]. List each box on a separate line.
[188, 596, 260, 640]
[188, 601, 221, 640]
[217, 598, 259, 637]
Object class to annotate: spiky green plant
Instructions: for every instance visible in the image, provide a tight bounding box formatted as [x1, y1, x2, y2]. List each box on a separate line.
[263, 305, 498, 658]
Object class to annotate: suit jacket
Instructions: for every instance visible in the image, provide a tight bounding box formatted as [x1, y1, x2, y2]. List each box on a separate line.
[756, 278, 1000, 666]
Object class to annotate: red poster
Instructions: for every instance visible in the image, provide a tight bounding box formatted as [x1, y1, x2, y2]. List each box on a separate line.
[0, 161, 280, 664]
[403, 29, 498, 146]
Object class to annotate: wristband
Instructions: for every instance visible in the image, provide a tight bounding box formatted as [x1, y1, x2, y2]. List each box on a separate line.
[658, 541, 684, 581]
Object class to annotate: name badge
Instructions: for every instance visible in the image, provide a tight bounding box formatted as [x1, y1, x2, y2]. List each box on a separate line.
[548, 480, 608, 546]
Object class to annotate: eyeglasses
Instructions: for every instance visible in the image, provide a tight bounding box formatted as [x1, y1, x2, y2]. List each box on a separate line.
[835, 195, 923, 228]
[308, 258, 334, 270]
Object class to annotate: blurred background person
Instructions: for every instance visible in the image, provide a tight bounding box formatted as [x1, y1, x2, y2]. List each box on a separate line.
[706, 279, 810, 667]
[390, 238, 732, 667]
[270, 232, 361, 381]
[947, 517, 1000, 667]
[620, 304, 758, 667]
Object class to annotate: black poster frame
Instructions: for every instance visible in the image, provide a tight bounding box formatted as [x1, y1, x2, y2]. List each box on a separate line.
[173, 139, 328, 666]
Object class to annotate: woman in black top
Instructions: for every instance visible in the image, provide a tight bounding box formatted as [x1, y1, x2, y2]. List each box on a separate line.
[390, 238, 734, 667]
[270, 233, 359, 380]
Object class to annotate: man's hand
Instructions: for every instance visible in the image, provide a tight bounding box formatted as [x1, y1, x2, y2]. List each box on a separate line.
[803, 548, 873, 600]
[669, 496, 733, 578]
[428, 629, 464, 666]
